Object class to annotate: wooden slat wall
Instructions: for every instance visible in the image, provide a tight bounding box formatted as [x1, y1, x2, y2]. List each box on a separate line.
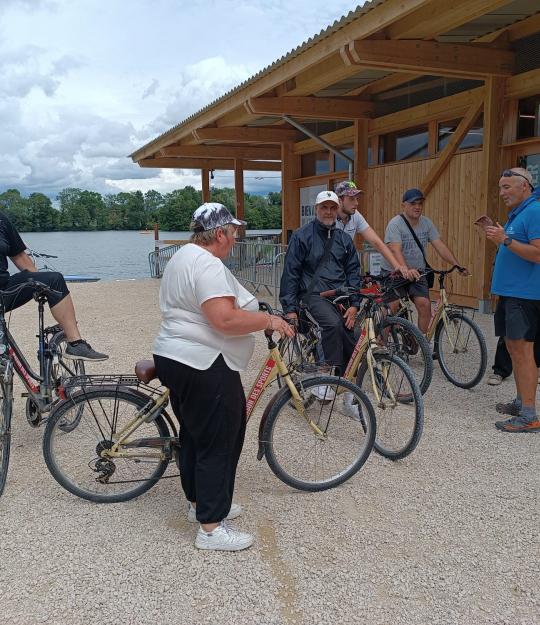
[365, 150, 484, 306]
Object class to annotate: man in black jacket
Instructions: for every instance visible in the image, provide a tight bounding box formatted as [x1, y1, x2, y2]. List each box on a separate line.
[279, 191, 364, 376]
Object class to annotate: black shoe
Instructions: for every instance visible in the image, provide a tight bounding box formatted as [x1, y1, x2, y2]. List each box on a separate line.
[495, 399, 521, 417]
[65, 340, 108, 361]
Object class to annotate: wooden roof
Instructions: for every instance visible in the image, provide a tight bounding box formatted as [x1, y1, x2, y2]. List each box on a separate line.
[131, 0, 540, 168]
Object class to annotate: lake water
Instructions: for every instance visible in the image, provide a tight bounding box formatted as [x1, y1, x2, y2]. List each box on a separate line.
[15, 230, 281, 281]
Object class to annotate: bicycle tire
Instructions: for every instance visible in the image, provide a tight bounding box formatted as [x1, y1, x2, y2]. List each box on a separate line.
[434, 313, 487, 389]
[43, 388, 170, 503]
[262, 375, 376, 492]
[380, 315, 433, 395]
[0, 385, 12, 497]
[356, 353, 423, 461]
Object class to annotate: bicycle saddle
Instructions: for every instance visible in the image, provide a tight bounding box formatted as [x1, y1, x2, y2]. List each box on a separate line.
[135, 360, 157, 383]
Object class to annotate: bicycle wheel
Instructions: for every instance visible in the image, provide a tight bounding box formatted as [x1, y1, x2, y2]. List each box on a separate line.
[0, 384, 12, 497]
[43, 388, 170, 503]
[356, 353, 423, 460]
[262, 375, 376, 492]
[380, 316, 433, 395]
[434, 312, 487, 389]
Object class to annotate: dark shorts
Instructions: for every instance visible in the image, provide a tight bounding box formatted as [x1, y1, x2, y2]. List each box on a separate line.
[407, 275, 430, 300]
[494, 296, 540, 341]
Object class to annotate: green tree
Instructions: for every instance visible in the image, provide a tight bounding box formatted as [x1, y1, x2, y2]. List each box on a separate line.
[27, 193, 58, 231]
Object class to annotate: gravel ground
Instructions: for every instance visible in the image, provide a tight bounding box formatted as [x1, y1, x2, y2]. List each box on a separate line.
[0, 279, 538, 625]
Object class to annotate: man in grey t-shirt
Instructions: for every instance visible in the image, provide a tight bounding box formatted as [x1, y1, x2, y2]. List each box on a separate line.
[382, 188, 468, 333]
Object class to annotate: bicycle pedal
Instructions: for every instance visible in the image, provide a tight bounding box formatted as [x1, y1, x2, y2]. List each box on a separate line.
[21, 392, 30, 398]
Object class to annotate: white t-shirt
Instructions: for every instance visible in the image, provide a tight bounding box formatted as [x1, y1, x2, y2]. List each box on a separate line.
[335, 211, 370, 238]
[153, 243, 259, 371]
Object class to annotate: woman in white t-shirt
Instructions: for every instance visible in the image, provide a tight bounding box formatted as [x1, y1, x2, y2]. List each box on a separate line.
[153, 203, 293, 553]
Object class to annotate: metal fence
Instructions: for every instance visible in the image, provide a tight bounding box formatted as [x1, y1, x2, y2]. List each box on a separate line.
[149, 237, 382, 309]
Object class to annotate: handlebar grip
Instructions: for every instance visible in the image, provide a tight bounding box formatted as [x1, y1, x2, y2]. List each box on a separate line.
[258, 301, 274, 315]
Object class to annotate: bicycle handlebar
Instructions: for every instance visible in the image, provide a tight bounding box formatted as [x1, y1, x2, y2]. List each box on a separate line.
[27, 249, 58, 259]
[0, 278, 63, 300]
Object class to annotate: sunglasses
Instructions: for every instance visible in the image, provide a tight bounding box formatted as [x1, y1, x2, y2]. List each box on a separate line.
[501, 170, 534, 191]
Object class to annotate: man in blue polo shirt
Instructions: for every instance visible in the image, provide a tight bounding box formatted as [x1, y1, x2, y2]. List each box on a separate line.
[485, 168, 540, 432]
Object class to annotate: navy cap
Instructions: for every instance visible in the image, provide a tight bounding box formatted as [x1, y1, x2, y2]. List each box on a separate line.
[402, 188, 425, 203]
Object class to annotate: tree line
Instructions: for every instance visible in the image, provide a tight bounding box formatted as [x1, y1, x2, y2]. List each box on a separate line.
[0, 187, 282, 232]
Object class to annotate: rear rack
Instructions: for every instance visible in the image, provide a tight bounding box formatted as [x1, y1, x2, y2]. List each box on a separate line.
[62, 374, 164, 396]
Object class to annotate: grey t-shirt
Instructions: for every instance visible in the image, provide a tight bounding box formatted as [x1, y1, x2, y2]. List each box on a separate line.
[380, 215, 440, 271]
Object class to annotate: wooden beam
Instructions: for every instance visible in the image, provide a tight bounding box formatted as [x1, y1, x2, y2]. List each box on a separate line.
[476, 11, 540, 43]
[346, 40, 514, 79]
[234, 160, 245, 226]
[386, 0, 513, 40]
[201, 169, 210, 202]
[193, 127, 299, 143]
[293, 126, 356, 155]
[505, 68, 540, 100]
[139, 157, 282, 171]
[351, 72, 422, 97]
[246, 96, 373, 120]
[480, 77, 505, 301]
[160, 144, 281, 160]
[421, 94, 484, 196]
[131, 0, 434, 161]
[354, 119, 369, 221]
[281, 143, 301, 238]
[369, 87, 484, 136]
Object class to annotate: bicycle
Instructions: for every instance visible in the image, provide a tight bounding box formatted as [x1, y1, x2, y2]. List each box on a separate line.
[392, 266, 487, 389]
[0, 279, 86, 496]
[280, 289, 424, 461]
[42, 303, 377, 502]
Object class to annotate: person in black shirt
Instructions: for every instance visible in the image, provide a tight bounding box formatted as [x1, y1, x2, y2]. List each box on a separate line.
[0, 212, 107, 361]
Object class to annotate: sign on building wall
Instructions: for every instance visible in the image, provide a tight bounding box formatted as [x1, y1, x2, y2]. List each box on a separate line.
[300, 184, 327, 226]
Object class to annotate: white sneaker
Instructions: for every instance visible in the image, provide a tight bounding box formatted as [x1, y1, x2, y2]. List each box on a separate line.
[341, 392, 361, 421]
[487, 373, 504, 386]
[187, 502, 242, 523]
[310, 385, 336, 401]
[195, 521, 254, 552]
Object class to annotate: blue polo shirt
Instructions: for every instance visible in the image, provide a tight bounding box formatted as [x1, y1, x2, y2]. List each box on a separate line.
[491, 195, 540, 299]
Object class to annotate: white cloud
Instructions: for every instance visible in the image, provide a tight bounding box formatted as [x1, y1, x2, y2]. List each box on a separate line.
[0, 0, 360, 198]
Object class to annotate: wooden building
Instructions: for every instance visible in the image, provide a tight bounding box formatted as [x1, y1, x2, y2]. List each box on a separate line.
[131, 0, 540, 309]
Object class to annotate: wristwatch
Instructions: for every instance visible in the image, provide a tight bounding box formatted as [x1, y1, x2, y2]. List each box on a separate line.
[503, 236, 512, 247]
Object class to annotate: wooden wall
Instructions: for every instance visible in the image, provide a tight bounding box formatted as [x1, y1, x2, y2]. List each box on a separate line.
[366, 149, 484, 306]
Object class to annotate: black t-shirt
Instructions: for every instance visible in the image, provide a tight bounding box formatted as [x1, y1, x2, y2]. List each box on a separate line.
[0, 212, 26, 287]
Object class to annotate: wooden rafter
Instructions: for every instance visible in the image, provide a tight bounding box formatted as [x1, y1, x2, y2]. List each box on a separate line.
[421, 93, 484, 196]
[386, 0, 512, 40]
[139, 157, 281, 171]
[505, 68, 540, 100]
[246, 96, 373, 120]
[348, 72, 422, 97]
[160, 145, 281, 160]
[192, 127, 299, 143]
[345, 40, 514, 79]
[476, 11, 540, 44]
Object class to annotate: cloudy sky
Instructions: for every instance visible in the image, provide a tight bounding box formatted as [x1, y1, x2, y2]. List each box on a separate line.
[0, 0, 360, 199]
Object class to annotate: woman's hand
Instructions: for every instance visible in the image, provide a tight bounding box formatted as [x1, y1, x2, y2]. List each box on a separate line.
[267, 314, 295, 338]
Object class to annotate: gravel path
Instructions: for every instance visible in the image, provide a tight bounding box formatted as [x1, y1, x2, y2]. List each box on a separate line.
[0, 279, 538, 625]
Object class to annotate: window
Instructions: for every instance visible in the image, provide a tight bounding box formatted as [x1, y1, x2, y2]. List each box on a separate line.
[334, 145, 354, 172]
[301, 150, 329, 177]
[438, 115, 483, 151]
[380, 126, 429, 164]
[517, 96, 540, 140]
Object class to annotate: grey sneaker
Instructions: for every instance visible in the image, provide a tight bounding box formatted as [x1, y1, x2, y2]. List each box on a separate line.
[195, 521, 253, 551]
[187, 502, 242, 523]
[65, 340, 108, 361]
[487, 373, 504, 386]
[495, 399, 521, 417]
[495, 415, 540, 433]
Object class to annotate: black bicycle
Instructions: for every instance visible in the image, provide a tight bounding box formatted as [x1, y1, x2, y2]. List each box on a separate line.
[0, 279, 85, 496]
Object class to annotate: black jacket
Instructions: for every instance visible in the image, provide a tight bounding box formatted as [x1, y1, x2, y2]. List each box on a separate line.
[279, 219, 361, 313]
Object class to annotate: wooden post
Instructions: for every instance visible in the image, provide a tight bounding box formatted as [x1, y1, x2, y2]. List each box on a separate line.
[281, 143, 301, 243]
[479, 77, 506, 308]
[234, 159, 245, 237]
[201, 169, 210, 203]
[354, 119, 370, 250]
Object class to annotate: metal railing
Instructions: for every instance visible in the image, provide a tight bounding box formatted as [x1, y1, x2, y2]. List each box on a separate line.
[149, 236, 382, 309]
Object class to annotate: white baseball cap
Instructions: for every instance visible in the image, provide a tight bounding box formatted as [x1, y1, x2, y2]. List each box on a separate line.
[315, 190, 340, 206]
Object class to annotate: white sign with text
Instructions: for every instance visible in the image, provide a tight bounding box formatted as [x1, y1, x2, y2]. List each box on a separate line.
[300, 184, 327, 226]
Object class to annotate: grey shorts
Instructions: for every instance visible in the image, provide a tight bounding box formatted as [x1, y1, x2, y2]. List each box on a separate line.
[494, 296, 540, 341]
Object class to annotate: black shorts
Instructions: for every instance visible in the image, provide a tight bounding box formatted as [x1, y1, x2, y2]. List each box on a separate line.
[407, 275, 430, 300]
[494, 296, 540, 341]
